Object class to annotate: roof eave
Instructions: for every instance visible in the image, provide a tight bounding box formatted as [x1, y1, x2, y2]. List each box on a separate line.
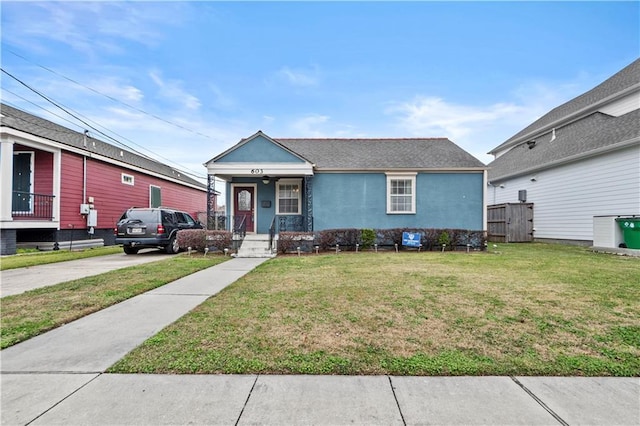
[315, 167, 488, 173]
[488, 136, 640, 182]
[488, 83, 640, 156]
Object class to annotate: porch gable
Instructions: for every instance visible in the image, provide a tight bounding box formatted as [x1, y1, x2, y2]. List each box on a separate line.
[210, 131, 310, 164]
[205, 131, 314, 180]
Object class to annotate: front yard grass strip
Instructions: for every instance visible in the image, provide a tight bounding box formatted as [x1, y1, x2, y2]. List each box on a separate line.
[109, 244, 640, 376]
[1, 246, 122, 270]
[0, 254, 227, 349]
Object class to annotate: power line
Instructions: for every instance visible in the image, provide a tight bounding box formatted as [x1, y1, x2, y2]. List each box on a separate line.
[1, 68, 207, 180]
[3, 88, 99, 134]
[6, 49, 213, 140]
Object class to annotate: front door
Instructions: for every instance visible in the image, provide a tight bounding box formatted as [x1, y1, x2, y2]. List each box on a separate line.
[13, 152, 32, 212]
[233, 186, 255, 233]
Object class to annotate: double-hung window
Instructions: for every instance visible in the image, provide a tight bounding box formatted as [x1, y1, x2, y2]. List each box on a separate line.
[276, 179, 301, 214]
[386, 173, 416, 214]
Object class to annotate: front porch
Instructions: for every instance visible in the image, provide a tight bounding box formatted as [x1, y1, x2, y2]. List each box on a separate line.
[204, 131, 316, 237]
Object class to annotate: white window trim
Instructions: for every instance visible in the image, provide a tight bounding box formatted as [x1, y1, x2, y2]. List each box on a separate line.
[276, 178, 302, 215]
[121, 173, 135, 186]
[386, 172, 417, 214]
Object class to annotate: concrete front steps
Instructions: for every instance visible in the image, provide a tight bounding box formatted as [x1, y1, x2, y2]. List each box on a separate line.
[235, 234, 276, 258]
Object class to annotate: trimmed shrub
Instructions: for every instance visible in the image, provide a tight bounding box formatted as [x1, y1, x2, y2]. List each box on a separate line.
[177, 230, 206, 251]
[278, 232, 314, 254]
[437, 230, 451, 250]
[205, 231, 233, 252]
[177, 230, 232, 252]
[360, 228, 376, 249]
[316, 228, 359, 250]
[306, 227, 486, 253]
[376, 228, 404, 247]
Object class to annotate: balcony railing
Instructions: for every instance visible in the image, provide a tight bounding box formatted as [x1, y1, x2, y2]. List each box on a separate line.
[12, 192, 55, 220]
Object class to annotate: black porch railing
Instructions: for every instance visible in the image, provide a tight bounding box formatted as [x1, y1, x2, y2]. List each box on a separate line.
[12, 192, 55, 220]
[207, 212, 227, 230]
[268, 215, 277, 252]
[233, 215, 247, 238]
[278, 215, 305, 232]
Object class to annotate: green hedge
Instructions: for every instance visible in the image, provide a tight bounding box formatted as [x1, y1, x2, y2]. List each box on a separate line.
[177, 230, 233, 252]
[277, 228, 486, 253]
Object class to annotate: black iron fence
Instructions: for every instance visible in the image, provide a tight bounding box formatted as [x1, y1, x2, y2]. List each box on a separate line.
[207, 212, 227, 230]
[12, 192, 55, 220]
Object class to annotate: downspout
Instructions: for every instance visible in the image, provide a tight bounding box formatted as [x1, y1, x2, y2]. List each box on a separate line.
[83, 156, 87, 205]
[482, 170, 488, 232]
[82, 130, 88, 204]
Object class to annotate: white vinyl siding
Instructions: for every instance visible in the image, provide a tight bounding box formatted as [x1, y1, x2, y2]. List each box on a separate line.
[599, 92, 640, 117]
[489, 146, 640, 242]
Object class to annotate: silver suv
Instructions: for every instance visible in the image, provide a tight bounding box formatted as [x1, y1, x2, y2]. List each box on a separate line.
[114, 207, 202, 254]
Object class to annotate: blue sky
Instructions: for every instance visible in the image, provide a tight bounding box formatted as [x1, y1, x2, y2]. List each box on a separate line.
[1, 1, 638, 183]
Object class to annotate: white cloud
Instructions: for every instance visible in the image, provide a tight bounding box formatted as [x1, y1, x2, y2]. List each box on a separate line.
[278, 66, 319, 87]
[387, 79, 590, 164]
[283, 114, 366, 139]
[262, 115, 275, 124]
[1, 2, 186, 56]
[207, 84, 236, 110]
[389, 96, 524, 141]
[288, 114, 331, 137]
[88, 78, 144, 103]
[149, 70, 201, 110]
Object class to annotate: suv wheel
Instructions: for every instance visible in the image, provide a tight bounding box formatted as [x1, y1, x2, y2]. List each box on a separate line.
[165, 235, 179, 254]
[123, 246, 139, 255]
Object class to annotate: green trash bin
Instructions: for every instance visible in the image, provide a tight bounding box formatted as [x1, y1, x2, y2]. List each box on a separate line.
[615, 218, 640, 249]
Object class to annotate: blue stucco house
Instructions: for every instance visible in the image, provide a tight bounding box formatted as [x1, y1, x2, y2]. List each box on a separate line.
[204, 131, 487, 236]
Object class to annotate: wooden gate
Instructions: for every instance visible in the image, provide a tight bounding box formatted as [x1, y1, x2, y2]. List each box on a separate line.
[487, 203, 534, 242]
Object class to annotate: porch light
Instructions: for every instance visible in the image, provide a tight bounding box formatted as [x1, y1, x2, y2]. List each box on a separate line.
[262, 176, 270, 185]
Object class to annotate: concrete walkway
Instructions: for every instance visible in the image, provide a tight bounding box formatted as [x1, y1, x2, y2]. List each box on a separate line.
[1, 256, 639, 425]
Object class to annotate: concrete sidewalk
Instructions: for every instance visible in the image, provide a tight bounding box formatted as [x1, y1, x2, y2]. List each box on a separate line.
[1, 257, 639, 425]
[2, 373, 638, 425]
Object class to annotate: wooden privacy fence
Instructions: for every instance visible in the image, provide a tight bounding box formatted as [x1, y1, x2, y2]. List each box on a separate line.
[487, 203, 534, 242]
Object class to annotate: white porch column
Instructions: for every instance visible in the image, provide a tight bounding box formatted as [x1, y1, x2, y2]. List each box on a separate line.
[0, 139, 15, 222]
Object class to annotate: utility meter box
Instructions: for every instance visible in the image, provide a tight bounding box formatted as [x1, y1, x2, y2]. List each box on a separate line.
[80, 204, 90, 214]
[593, 216, 624, 248]
[87, 210, 98, 227]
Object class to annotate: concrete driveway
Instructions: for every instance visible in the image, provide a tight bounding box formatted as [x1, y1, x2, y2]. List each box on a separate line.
[0, 249, 175, 297]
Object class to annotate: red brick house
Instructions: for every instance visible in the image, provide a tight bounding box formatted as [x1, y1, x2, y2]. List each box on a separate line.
[1, 103, 208, 255]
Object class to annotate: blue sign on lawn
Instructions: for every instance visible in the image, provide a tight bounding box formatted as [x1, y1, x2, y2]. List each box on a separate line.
[402, 232, 422, 247]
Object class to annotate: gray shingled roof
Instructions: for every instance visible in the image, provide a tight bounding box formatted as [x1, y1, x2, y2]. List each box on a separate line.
[276, 138, 486, 170]
[490, 58, 640, 155]
[488, 108, 640, 181]
[1, 103, 206, 189]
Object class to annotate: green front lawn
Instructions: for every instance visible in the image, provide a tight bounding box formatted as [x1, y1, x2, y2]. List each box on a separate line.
[1, 246, 122, 270]
[109, 244, 640, 376]
[1, 254, 228, 349]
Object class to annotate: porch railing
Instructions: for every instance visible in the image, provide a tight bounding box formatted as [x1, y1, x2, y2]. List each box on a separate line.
[268, 215, 277, 252]
[278, 215, 305, 232]
[233, 215, 247, 238]
[12, 192, 55, 220]
[207, 212, 227, 230]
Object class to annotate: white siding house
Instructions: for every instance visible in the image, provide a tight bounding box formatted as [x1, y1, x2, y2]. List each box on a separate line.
[487, 59, 640, 245]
